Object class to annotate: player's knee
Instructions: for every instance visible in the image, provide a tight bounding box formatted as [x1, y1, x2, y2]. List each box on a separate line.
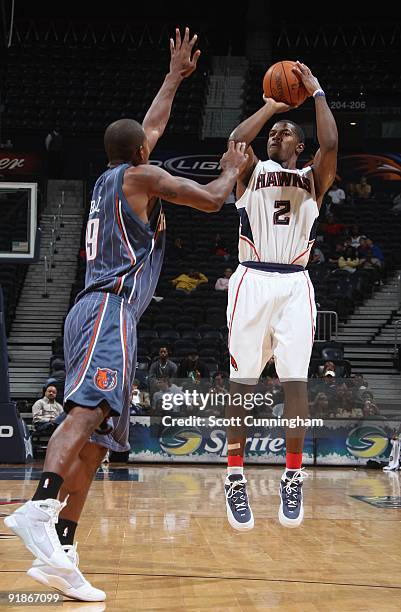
[67, 403, 109, 432]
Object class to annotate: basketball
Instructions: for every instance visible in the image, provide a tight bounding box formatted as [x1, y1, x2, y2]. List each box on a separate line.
[263, 60, 308, 107]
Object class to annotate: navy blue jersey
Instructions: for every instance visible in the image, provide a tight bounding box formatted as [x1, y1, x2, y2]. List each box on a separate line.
[78, 163, 166, 318]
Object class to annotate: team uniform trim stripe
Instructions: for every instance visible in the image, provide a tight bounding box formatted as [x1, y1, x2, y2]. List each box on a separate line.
[115, 195, 136, 264]
[127, 220, 159, 303]
[240, 235, 261, 261]
[291, 243, 313, 264]
[119, 300, 127, 390]
[128, 262, 145, 304]
[228, 267, 248, 349]
[302, 271, 315, 346]
[64, 293, 109, 401]
[114, 195, 137, 294]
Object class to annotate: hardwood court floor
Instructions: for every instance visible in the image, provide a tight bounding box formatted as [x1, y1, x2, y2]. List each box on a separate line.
[1, 464, 401, 611]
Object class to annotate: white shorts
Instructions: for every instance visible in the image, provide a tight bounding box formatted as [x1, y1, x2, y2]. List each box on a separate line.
[227, 264, 316, 384]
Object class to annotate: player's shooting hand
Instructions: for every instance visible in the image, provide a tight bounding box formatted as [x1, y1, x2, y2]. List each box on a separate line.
[169, 27, 201, 79]
[291, 61, 321, 96]
[220, 141, 249, 173]
[262, 95, 292, 113]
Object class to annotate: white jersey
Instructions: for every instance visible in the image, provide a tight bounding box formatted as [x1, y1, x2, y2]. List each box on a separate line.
[236, 159, 319, 268]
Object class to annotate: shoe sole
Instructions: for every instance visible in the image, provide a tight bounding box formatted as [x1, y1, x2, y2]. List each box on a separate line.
[27, 568, 106, 602]
[225, 499, 254, 531]
[4, 516, 74, 571]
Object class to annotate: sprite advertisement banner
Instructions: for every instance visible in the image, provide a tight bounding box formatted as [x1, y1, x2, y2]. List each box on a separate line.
[129, 417, 398, 465]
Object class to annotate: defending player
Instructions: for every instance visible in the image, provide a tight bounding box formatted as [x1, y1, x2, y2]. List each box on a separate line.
[5, 28, 248, 601]
[224, 62, 338, 530]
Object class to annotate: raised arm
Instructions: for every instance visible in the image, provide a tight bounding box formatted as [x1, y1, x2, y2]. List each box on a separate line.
[292, 61, 338, 205]
[229, 98, 291, 197]
[125, 141, 248, 213]
[142, 27, 200, 154]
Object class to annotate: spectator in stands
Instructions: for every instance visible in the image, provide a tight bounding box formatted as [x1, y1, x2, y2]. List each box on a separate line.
[310, 392, 329, 418]
[209, 371, 229, 394]
[338, 246, 360, 273]
[152, 377, 183, 410]
[349, 373, 366, 391]
[359, 388, 374, 403]
[355, 176, 372, 199]
[333, 383, 354, 417]
[215, 267, 233, 291]
[213, 233, 230, 260]
[349, 224, 363, 248]
[321, 213, 346, 242]
[32, 384, 65, 435]
[345, 181, 357, 204]
[170, 237, 187, 259]
[208, 372, 229, 408]
[309, 245, 325, 265]
[350, 405, 363, 418]
[130, 379, 150, 414]
[312, 366, 336, 399]
[149, 346, 177, 384]
[171, 269, 208, 293]
[390, 190, 401, 214]
[359, 249, 382, 272]
[357, 236, 368, 258]
[45, 126, 64, 178]
[177, 351, 210, 381]
[321, 361, 336, 377]
[365, 238, 384, 263]
[327, 181, 346, 214]
[362, 400, 380, 418]
[328, 242, 346, 264]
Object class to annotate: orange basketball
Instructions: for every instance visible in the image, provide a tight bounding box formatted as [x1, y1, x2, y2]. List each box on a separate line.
[263, 60, 308, 107]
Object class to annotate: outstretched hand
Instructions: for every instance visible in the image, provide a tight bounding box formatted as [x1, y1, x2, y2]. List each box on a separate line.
[291, 61, 322, 97]
[169, 26, 201, 79]
[220, 141, 249, 174]
[262, 95, 292, 113]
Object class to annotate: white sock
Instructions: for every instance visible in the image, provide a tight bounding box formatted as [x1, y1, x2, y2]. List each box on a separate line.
[227, 466, 244, 477]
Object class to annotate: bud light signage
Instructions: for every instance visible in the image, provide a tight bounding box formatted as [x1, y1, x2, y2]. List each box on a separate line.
[164, 155, 222, 178]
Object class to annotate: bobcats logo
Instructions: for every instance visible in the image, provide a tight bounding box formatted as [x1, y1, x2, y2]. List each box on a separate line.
[94, 367, 117, 391]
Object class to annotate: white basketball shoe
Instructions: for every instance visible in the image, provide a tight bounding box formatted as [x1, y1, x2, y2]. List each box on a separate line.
[4, 498, 74, 570]
[27, 543, 106, 602]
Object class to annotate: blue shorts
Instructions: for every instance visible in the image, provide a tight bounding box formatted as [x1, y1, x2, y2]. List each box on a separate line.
[63, 292, 136, 452]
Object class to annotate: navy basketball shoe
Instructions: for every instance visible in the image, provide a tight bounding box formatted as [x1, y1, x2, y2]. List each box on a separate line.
[278, 468, 307, 528]
[224, 474, 254, 531]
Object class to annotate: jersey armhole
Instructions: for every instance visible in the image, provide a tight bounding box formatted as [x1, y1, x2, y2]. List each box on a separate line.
[309, 164, 323, 210]
[117, 164, 153, 231]
[236, 160, 261, 201]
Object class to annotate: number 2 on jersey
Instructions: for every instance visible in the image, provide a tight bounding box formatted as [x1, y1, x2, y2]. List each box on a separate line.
[86, 219, 99, 261]
[273, 200, 291, 225]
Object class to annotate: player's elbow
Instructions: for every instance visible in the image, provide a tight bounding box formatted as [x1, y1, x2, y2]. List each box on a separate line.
[207, 198, 224, 213]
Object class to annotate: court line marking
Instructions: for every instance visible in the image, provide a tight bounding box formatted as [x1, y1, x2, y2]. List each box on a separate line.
[1, 570, 401, 591]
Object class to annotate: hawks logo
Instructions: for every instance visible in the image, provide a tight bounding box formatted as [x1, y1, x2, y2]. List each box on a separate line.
[94, 368, 117, 391]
